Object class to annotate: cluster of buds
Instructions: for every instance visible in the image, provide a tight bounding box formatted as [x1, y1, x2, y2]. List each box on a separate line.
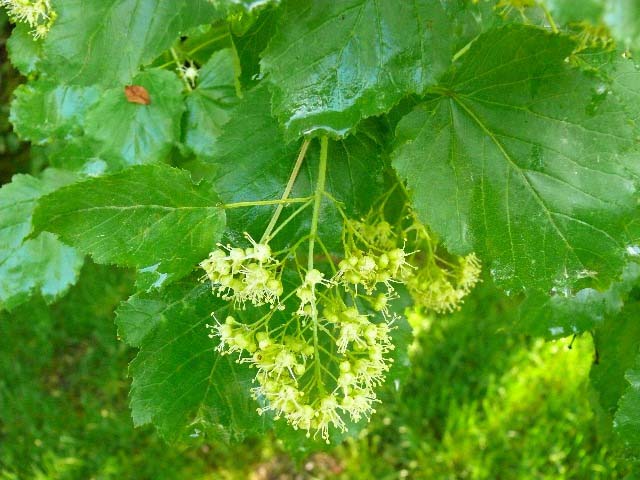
[349, 219, 396, 250]
[199, 234, 283, 309]
[336, 215, 412, 296]
[1, 0, 56, 38]
[340, 207, 481, 314]
[404, 252, 482, 314]
[336, 247, 410, 295]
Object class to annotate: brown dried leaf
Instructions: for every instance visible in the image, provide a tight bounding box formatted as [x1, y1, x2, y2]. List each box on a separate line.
[124, 85, 151, 105]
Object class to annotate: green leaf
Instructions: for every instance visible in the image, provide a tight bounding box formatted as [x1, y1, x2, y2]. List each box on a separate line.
[116, 279, 268, 441]
[10, 80, 100, 145]
[208, 85, 386, 249]
[41, 0, 221, 86]
[517, 262, 640, 339]
[0, 170, 74, 249]
[605, 54, 640, 122]
[183, 49, 239, 157]
[392, 25, 639, 293]
[0, 232, 84, 310]
[115, 296, 165, 348]
[41, 137, 110, 175]
[614, 354, 640, 453]
[6, 23, 42, 76]
[231, 6, 278, 88]
[261, 0, 491, 139]
[590, 303, 640, 454]
[591, 305, 640, 415]
[0, 169, 83, 309]
[84, 69, 185, 168]
[32, 164, 226, 288]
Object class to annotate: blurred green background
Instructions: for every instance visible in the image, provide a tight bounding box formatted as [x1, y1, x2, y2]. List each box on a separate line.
[0, 10, 633, 480]
[1, 260, 631, 479]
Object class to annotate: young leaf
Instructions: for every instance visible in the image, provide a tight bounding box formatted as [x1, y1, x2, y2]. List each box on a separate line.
[183, 49, 239, 157]
[40, 0, 222, 86]
[38, 137, 110, 175]
[393, 25, 639, 294]
[116, 279, 269, 441]
[261, 0, 491, 139]
[84, 70, 185, 168]
[0, 170, 76, 248]
[0, 169, 83, 309]
[32, 164, 226, 288]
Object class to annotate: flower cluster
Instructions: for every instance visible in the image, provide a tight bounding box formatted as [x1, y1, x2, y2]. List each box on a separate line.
[402, 211, 482, 312]
[200, 193, 481, 442]
[209, 297, 395, 443]
[405, 253, 482, 313]
[199, 234, 283, 309]
[1, 0, 56, 37]
[178, 61, 199, 88]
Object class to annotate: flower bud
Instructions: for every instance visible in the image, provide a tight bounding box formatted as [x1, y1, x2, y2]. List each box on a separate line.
[306, 269, 324, 285]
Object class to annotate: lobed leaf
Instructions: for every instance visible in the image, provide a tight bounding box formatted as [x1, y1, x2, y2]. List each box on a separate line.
[393, 25, 640, 293]
[6, 23, 42, 76]
[590, 304, 640, 455]
[0, 232, 84, 310]
[517, 262, 640, 339]
[231, 6, 278, 88]
[591, 306, 640, 415]
[614, 355, 640, 454]
[116, 279, 268, 441]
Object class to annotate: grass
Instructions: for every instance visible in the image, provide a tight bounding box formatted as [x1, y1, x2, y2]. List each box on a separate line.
[335, 283, 629, 480]
[0, 265, 631, 479]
